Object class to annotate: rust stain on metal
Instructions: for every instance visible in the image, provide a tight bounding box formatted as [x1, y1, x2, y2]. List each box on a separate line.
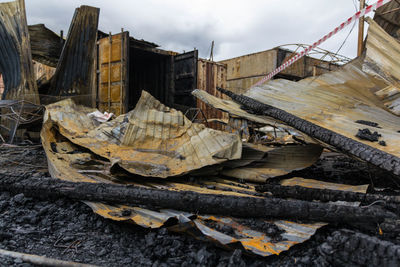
[43, 91, 241, 178]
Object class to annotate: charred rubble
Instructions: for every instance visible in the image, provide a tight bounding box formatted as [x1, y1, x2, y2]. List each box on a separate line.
[2, 0, 400, 266]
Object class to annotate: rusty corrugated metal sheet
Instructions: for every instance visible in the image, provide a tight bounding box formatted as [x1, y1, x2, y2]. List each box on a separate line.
[28, 24, 64, 68]
[220, 20, 400, 176]
[0, 0, 38, 103]
[192, 89, 318, 144]
[364, 18, 400, 115]
[47, 5, 99, 105]
[41, 121, 327, 257]
[196, 59, 229, 130]
[43, 91, 241, 178]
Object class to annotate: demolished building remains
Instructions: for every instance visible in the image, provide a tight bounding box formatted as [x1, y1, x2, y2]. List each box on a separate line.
[2, 0, 400, 265]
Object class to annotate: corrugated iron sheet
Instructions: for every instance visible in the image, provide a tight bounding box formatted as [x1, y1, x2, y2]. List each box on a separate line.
[192, 89, 318, 144]
[43, 91, 241, 178]
[230, 20, 400, 175]
[41, 123, 327, 257]
[221, 144, 323, 183]
[0, 0, 38, 103]
[48, 5, 99, 104]
[364, 18, 400, 115]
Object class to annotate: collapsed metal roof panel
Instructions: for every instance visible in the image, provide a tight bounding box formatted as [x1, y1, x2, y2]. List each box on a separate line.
[43, 91, 241, 178]
[0, 0, 38, 103]
[364, 18, 400, 115]
[213, 20, 400, 176]
[41, 122, 328, 257]
[48, 5, 99, 101]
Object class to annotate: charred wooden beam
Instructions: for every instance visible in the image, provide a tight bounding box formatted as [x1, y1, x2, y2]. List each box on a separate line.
[256, 184, 400, 208]
[216, 87, 400, 176]
[48, 6, 99, 103]
[28, 24, 64, 67]
[0, 0, 38, 103]
[0, 175, 397, 224]
[318, 229, 400, 266]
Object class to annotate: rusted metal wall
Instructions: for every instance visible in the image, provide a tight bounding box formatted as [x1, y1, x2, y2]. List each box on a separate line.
[220, 48, 339, 94]
[97, 32, 129, 116]
[196, 59, 228, 129]
[0, 0, 38, 103]
[219, 50, 277, 94]
[48, 5, 99, 105]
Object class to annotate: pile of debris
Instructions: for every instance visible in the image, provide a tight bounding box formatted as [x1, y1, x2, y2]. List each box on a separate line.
[2, 0, 400, 265]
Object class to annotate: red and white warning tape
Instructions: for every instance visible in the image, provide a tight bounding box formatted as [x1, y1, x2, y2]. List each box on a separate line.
[251, 0, 393, 88]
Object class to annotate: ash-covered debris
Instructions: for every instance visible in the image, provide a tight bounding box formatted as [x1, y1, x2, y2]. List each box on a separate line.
[356, 128, 382, 142]
[2, 0, 400, 265]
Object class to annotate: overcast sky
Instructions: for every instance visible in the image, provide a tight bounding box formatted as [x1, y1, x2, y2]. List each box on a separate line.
[18, 0, 376, 61]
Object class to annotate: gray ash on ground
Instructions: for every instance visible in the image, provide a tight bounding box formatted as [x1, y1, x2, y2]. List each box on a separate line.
[1, 145, 400, 266]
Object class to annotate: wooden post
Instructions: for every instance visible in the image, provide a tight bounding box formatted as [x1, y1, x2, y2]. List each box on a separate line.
[358, 0, 366, 57]
[108, 32, 112, 112]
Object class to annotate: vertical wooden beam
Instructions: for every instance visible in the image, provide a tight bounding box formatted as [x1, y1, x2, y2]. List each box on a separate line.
[358, 0, 366, 57]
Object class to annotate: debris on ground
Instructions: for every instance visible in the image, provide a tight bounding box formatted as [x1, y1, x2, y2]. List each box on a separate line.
[2, 0, 400, 266]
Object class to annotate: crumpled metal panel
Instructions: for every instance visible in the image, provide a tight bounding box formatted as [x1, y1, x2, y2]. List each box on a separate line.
[237, 22, 400, 170]
[192, 89, 317, 144]
[41, 127, 327, 257]
[364, 18, 400, 115]
[44, 91, 241, 178]
[40, 93, 331, 257]
[221, 144, 323, 183]
[0, 0, 38, 103]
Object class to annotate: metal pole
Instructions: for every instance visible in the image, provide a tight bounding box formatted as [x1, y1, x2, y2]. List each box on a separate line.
[358, 0, 366, 57]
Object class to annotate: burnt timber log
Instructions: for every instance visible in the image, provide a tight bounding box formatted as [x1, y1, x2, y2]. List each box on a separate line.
[318, 229, 400, 266]
[28, 24, 64, 67]
[0, 0, 38, 103]
[256, 184, 400, 209]
[0, 175, 397, 224]
[216, 87, 400, 176]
